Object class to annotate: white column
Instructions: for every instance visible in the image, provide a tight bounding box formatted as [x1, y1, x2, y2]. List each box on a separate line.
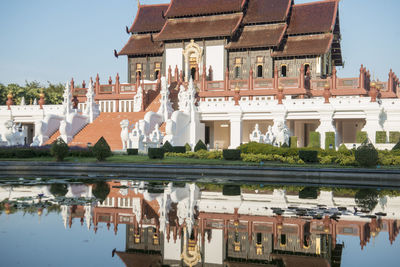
[362, 104, 383, 145]
[229, 112, 243, 149]
[316, 109, 336, 149]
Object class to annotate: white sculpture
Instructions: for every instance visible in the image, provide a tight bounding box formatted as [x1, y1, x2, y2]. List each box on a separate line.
[249, 122, 290, 147]
[120, 119, 130, 150]
[129, 122, 144, 151]
[273, 121, 290, 147]
[265, 125, 274, 145]
[63, 83, 72, 115]
[31, 120, 48, 146]
[33, 98, 37, 105]
[249, 123, 263, 143]
[59, 119, 71, 143]
[158, 77, 173, 121]
[84, 80, 100, 123]
[133, 86, 143, 112]
[150, 123, 163, 144]
[20, 97, 25, 106]
[2, 120, 25, 146]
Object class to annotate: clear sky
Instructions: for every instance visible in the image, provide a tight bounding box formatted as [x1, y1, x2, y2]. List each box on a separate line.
[0, 0, 399, 86]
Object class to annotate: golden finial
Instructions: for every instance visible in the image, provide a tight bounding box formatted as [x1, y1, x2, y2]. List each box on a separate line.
[7, 91, 13, 99]
[39, 89, 45, 98]
[234, 83, 240, 91]
[324, 83, 330, 89]
[137, 0, 140, 8]
[371, 81, 376, 87]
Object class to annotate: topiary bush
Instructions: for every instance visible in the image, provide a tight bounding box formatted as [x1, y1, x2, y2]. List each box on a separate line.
[127, 148, 138, 155]
[148, 147, 165, 159]
[393, 140, 400, 151]
[162, 141, 174, 152]
[51, 138, 69, 161]
[356, 131, 367, 143]
[172, 146, 186, 153]
[238, 142, 298, 157]
[299, 187, 318, 199]
[338, 144, 351, 156]
[194, 140, 207, 152]
[92, 137, 112, 161]
[355, 142, 378, 167]
[185, 143, 192, 152]
[69, 146, 93, 157]
[222, 185, 241, 196]
[375, 131, 387, 144]
[290, 136, 298, 148]
[389, 131, 400, 143]
[325, 132, 335, 150]
[308, 132, 320, 148]
[222, 149, 241, 160]
[299, 150, 318, 163]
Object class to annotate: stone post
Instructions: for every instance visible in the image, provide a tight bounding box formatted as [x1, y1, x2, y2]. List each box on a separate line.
[369, 81, 378, 102]
[359, 64, 365, 89]
[108, 76, 112, 85]
[6, 92, 13, 110]
[201, 65, 206, 92]
[249, 67, 253, 91]
[234, 85, 240, 106]
[229, 111, 243, 149]
[174, 65, 179, 82]
[274, 66, 278, 89]
[168, 65, 172, 84]
[323, 83, 331, 104]
[208, 65, 213, 81]
[95, 74, 100, 95]
[277, 86, 284, 105]
[38, 91, 45, 109]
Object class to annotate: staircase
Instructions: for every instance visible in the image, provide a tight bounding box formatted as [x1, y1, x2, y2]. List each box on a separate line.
[45, 130, 60, 145]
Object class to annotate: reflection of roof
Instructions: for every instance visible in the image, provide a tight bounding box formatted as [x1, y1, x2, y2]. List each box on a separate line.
[118, 34, 164, 56]
[154, 13, 243, 41]
[243, 0, 291, 24]
[129, 4, 169, 33]
[226, 24, 286, 50]
[116, 251, 162, 267]
[287, 0, 338, 35]
[225, 262, 277, 267]
[164, 0, 244, 18]
[271, 254, 330, 267]
[272, 34, 333, 57]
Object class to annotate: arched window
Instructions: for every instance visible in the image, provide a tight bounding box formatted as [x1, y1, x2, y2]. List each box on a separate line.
[281, 65, 287, 77]
[280, 234, 287, 246]
[256, 233, 262, 245]
[191, 67, 196, 80]
[154, 70, 159, 80]
[304, 64, 310, 76]
[257, 65, 263, 78]
[136, 71, 142, 80]
[234, 66, 241, 78]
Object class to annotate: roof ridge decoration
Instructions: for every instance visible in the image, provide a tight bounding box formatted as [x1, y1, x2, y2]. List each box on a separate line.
[164, 0, 245, 18]
[243, 0, 292, 25]
[129, 4, 169, 34]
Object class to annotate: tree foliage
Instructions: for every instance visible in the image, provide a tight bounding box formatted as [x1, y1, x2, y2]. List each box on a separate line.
[0, 81, 64, 105]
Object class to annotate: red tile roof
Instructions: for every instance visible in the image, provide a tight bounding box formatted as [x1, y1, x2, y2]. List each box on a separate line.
[154, 13, 243, 41]
[164, 0, 245, 18]
[243, 0, 291, 24]
[118, 34, 164, 56]
[226, 23, 286, 49]
[287, 0, 338, 35]
[129, 4, 169, 34]
[272, 33, 333, 57]
[116, 252, 162, 267]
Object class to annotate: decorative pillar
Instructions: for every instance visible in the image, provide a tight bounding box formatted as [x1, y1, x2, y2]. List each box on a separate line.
[108, 76, 112, 85]
[224, 68, 229, 91]
[369, 81, 378, 102]
[201, 65, 206, 92]
[168, 65, 172, 84]
[174, 65, 179, 82]
[359, 64, 365, 89]
[115, 73, 120, 94]
[316, 110, 336, 149]
[299, 65, 305, 89]
[82, 80, 86, 88]
[229, 111, 243, 149]
[273, 66, 278, 89]
[6, 92, 13, 110]
[277, 86, 284, 105]
[249, 67, 253, 91]
[331, 66, 337, 90]
[208, 65, 213, 81]
[361, 103, 382, 145]
[195, 64, 199, 81]
[234, 85, 240, 106]
[38, 91, 45, 109]
[95, 74, 100, 95]
[323, 83, 331, 104]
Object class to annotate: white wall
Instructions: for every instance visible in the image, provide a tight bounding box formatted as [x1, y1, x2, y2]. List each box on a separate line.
[204, 229, 224, 265]
[206, 45, 224, 81]
[165, 48, 183, 76]
[163, 234, 182, 261]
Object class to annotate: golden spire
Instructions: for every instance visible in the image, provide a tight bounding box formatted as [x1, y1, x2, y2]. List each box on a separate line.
[137, 0, 140, 8]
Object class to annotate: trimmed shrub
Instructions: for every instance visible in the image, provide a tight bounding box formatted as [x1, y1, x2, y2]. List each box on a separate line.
[299, 187, 318, 199]
[238, 142, 298, 157]
[127, 148, 138, 155]
[172, 146, 186, 153]
[148, 147, 165, 159]
[185, 143, 192, 152]
[393, 140, 400, 151]
[92, 181, 110, 204]
[194, 140, 207, 152]
[69, 146, 93, 157]
[290, 136, 298, 148]
[92, 137, 112, 161]
[222, 149, 241, 160]
[356, 131, 367, 143]
[389, 131, 400, 143]
[299, 150, 318, 163]
[308, 132, 320, 148]
[15, 149, 36, 158]
[338, 144, 351, 156]
[375, 131, 387, 144]
[162, 141, 174, 152]
[355, 142, 378, 167]
[51, 139, 69, 161]
[325, 132, 335, 150]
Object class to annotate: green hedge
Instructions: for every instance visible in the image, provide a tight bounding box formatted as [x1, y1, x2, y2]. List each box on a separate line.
[375, 131, 387, 144]
[148, 147, 165, 159]
[299, 150, 318, 163]
[393, 140, 400, 151]
[194, 140, 207, 152]
[0, 147, 52, 158]
[299, 187, 318, 199]
[162, 141, 173, 152]
[185, 143, 191, 152]
[127, 148, 138, 155]
[172, 146, 186, 153]
[355, 142, 378, 167]
[308, 132, 320, 148]
[222, 149, 241, 160]
[356, 131, 367, 143]
[389, 132, 400, 143]
[238, 142, 298, 157]
[325, 132, 335, 150]
[222, 185, 241, 196]
[68, 148, 93, 157]
[290, 136, 297, 148]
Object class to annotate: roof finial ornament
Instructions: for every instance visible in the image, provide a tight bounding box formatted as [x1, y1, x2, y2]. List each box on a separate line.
[137, 0, 140, 8]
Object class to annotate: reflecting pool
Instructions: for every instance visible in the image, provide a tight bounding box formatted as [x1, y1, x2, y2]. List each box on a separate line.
[0, 178, 399, 266]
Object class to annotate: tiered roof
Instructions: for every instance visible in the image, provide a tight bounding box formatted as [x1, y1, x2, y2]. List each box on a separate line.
[119, 0, 342, 65]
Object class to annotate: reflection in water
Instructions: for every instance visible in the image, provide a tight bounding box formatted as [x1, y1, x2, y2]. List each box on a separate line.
[0, 179, 399, 266]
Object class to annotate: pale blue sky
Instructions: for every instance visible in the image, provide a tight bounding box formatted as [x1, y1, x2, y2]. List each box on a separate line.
[0, 0, 399, 85]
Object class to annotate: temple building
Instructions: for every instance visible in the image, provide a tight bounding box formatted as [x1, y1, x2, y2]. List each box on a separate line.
[0, 0, 399, 151]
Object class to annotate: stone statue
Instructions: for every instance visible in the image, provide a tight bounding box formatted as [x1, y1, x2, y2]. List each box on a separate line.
[129, 122, 144, 151]
[20, 97, 25, 106]
[150, 123, 163, 144]
[133, 86, 143, 112]
[265, 125, 274, 145]
[120, 119, 130, 150]
[273, 121, 290, 147]
[250, 124, 263, 143]
[3, 120, 25, 146]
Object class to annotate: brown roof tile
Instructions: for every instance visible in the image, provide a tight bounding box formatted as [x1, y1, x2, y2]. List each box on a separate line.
[154, 13, 243, 41]
[165, 0, 244, 18]
[129, 4, 169, 34]
[116, 252, 162, 267]
[119, 34, 164, 56]
[243, 0, 291, 24]
[270, 254, 330, 267]
[287, 0, 338, 35]
[272, 33, 333, 57]
[226, 23, 286, 49]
